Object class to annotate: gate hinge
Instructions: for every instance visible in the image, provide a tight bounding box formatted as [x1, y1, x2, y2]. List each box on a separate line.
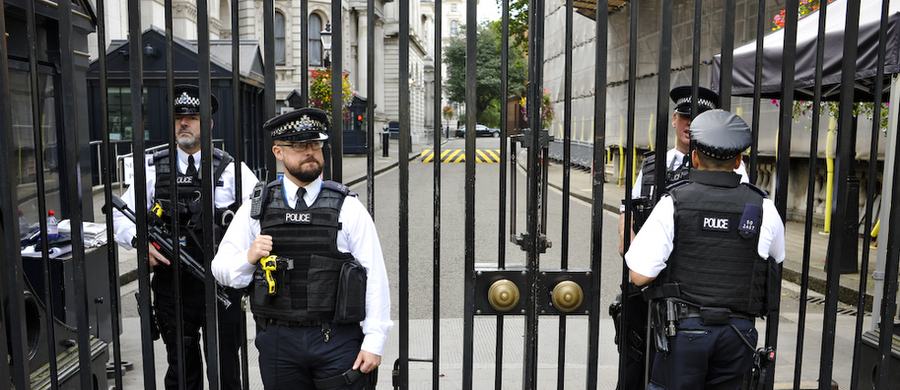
[512, 128, 554, 149]
[515, 232, 552, 253]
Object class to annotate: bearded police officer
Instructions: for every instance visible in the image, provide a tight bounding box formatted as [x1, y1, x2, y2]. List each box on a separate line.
[112, 84, 258, 390]
[212, 108, 392, 389]
[624, 110, 785, 390]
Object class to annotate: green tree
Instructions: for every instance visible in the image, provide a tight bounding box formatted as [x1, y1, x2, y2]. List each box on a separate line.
[442, 21, 528, 123]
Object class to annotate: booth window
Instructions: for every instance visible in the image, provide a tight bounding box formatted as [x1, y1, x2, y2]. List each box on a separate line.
[106, 87, 149, 141]
[275, 11, 286, 65]
[309, 14, 323, 66]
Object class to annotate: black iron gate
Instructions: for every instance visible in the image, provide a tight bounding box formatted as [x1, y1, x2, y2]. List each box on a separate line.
[3, 0, 900, 389]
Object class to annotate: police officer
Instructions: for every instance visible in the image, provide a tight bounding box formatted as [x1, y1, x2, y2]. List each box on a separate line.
[625, 109, 785, 390]
[212, 107, 392, 389]
[112, 84, 258, 390]
[613, 86, 736, 390]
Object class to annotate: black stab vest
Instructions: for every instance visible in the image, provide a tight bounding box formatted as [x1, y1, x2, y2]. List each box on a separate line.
[152, 148, 235, 255]
[249, 179, 355, 323]
[656, 169, 768, 317]
[639, 150, 691, 199]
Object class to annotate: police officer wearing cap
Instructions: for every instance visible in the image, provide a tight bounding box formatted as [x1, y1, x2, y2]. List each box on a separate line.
[212, 107, 392, 389]
[624, 110, 785, 390]
[112, 84, 259, 389]
[612, 86, 749, 390]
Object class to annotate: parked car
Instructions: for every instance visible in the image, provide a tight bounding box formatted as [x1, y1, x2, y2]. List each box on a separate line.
[455, 124, 500, 138]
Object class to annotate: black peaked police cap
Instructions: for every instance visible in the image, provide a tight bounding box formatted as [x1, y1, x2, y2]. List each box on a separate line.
[263, 107, 330, 142]
[670, 86, 719, 117]
[173, 84, 219, 115]
[690, 109, 752, 160]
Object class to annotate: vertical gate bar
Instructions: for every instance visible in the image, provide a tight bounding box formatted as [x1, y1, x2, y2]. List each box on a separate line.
[26, 0, 60, 384]
[717, 0, 736, 110]
[432, 0, 443, 387]
[818, 0, 861, 388]
[692, 0, 702, 107]
[587, 2, 609, 389]
[197, 0, 224, 387]
[57, 0, 93, 385]
[646, 2, 673, 387]
[331, 0, 344, 182]
[230, 0, 251, 387]
[769, 1, 798, 388]
[95, 0, 125, 386]
[525, 0, 546, 385]
[618, 1, 638, 386]
[367, 0, 376, 214]
[128, 0, 158, 385]
[794, 0, 828, 387]
[689, 0, 701, 119]
[400, 0, 411, 388]
[0, 1, 29, 387]
[163, 1, 190, 388]
[462, 0, 478, 387]
[263, 0, 277, 181]
[748, 0, 767, 184]
[301, 0, 309, 107]
[557, 0, 575, 386]
[495, 0, 511, 386]
[877, 103, 900, 390]
[851, 2, 891, 388]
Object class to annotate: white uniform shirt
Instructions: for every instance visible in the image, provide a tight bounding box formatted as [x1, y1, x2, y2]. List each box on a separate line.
[211, 177, 394, 356]
[631, 148, 750, 199]
[625, 191, 786, 279]
[112, 147, 259, 249]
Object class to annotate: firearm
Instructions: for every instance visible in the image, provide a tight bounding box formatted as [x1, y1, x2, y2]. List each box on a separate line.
[110, 195, 232, 309]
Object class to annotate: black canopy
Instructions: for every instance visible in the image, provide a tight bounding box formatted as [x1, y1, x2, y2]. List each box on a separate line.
[711, 0, 900, 102]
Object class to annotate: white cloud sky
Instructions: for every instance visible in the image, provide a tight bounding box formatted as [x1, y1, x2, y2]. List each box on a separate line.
[477, 0, 502, 23]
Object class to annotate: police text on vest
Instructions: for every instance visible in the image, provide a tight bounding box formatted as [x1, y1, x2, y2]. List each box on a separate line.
[284, 213, 312, 223]
[702, 217, 729, 231]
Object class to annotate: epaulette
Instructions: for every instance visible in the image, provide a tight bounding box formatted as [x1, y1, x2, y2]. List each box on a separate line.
[665, 179, 690, 191]
[741, 182, 768, 197]
[322, 180, 356, 197]
[267, 179, 283, 188]
[150, 149, 170, 166]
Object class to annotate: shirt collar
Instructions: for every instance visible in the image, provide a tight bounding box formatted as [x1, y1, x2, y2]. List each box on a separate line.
[282, 177, 323, 208]
[177, 148, 200, 174]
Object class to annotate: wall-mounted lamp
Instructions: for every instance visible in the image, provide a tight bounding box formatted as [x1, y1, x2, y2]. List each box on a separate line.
[320, 23, 332, 68]
[143, 44, 156, 59]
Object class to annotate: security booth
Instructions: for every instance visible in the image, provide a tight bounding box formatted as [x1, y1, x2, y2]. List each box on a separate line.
[344, 95, 371, 155]
[2, 0, 110, 387]
[86, 26, 268, 186]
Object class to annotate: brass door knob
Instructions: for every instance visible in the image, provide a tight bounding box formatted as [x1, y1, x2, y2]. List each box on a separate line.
[551, 281, 583, 312]
[488, 279, 520, 312]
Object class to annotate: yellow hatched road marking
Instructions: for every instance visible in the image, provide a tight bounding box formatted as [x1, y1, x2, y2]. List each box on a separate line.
[418, 149, 504, 163]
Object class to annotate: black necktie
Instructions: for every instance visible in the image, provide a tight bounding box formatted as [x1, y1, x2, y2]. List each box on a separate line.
[295, 187, 307, 210]
[186, 155, 197, 175]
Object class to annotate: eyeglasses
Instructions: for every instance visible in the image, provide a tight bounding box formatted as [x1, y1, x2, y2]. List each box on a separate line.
[276, 140, 325, 152]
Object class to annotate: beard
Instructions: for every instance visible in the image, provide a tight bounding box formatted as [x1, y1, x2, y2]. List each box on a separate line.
[176, 129, 200, 150]
[287, 158, 324, 183]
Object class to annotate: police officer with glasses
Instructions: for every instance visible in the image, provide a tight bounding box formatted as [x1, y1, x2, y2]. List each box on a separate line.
[112, 84, 258, 390]
[212, 107, 392, 389]
[624, 109, 785, 390]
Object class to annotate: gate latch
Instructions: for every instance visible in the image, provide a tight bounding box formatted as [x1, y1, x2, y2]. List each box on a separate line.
[511, 128, 554, 149]
[515, 232, 552, 253]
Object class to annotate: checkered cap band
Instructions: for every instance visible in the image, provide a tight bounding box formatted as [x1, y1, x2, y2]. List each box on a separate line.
[174, 92, 200, 108]
[270, 115, 328, 138]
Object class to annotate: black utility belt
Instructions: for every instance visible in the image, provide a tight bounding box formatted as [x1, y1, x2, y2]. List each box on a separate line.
[258, 316, 323, 328]
[677, 303, 754, 322]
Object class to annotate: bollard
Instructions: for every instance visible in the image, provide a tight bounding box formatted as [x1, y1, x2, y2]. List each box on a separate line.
[382, 132, 390, 157]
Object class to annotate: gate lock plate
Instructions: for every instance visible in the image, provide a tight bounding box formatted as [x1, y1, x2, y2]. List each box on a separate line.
[473, 267, 527, 315]
[537, 270, 592, 315]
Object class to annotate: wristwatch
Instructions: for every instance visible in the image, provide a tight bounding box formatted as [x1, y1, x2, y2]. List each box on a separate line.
[131, 236, 138, 248]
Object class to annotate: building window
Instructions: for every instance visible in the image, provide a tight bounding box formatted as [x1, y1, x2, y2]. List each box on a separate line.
[106, 87, 150, 141]
[275, 12, 286, 65]
[450, 20, 458, 37]
[309, 14, 323, 66]
[451, 3, 457, 12]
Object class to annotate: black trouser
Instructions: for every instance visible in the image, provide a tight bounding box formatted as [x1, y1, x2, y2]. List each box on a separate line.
[255, 321, 364, 390]
[152, 272, 244, 390]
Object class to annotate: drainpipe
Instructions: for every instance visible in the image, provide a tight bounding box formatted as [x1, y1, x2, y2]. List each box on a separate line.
[618, 115, 625, 186]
